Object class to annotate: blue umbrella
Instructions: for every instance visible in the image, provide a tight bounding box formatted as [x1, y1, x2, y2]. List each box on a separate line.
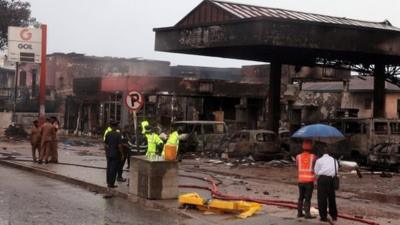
[291, 123, 344, 143]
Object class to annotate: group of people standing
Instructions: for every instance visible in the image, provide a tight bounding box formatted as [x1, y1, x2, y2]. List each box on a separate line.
[103, 120, 181, 188]
[141, 120, 181, 159]
[30, 117, 60, 164]
[296, 139, 338, 222]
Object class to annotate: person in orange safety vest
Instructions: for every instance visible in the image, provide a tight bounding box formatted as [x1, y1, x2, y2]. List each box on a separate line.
[296, 139, 317, 219]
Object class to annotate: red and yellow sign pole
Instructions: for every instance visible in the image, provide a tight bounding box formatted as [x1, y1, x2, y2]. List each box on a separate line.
[38, 24, 47, 125]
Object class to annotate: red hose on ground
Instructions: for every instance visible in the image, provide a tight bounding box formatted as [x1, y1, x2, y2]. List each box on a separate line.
[178, 174, 379, 225]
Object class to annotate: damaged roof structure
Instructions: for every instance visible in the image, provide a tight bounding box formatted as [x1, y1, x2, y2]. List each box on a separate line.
[154, 0, 400, 132]
[155, 0, 400, 65]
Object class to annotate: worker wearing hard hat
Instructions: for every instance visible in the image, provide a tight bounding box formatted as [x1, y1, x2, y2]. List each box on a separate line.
[296, 139, 317, 219]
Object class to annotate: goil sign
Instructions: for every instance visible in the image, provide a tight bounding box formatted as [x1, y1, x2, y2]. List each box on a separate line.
[7, 26, 42, 63]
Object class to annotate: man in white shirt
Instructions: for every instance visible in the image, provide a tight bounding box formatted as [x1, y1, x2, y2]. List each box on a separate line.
[314, 147, 338, 222]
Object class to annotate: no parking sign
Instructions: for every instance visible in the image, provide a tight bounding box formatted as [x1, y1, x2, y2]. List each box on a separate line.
[125, 90, 143, 112]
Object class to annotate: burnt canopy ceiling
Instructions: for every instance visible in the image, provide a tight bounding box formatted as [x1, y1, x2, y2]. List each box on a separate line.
[154, 0, 400, 67]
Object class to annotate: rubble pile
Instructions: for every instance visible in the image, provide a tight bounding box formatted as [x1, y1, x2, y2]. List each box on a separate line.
[203, 156, 294, 168]
[4, 125, 28, 139]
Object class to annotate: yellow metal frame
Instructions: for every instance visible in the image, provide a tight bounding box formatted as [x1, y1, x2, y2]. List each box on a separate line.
[179, 193, 262, 219]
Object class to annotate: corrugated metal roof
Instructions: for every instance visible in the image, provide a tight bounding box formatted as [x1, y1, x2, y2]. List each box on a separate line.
[210, 0, 400, 32]
[302, 76, 400, 92]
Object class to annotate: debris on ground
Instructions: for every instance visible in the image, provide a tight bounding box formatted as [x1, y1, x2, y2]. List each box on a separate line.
[207, 159, 224, 164]
[340, 160, 359, 168]
[380, 173, 393, 178]
[63, 139, 95, 147]
[4, 125, 28, 139]
[225, 162, 234, 167]
[265, 160, 292, 167]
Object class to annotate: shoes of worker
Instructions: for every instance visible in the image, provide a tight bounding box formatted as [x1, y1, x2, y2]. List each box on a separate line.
[320, 218, 328, 222]
[107, 184, 118, 188]
[331, 217, 337, 221]
[117, 177, 127, 182]
[297, 213, 304, 218]
[37, 160, 43, 164]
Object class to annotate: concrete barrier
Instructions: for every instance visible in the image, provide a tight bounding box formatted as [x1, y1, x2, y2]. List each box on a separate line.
[129, 156, 178, 200]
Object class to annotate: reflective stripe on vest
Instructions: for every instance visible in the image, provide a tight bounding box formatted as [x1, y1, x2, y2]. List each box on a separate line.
[103, 127, 120, 141]
[103, 127, 112, 141]
[297, 152, 316, 183]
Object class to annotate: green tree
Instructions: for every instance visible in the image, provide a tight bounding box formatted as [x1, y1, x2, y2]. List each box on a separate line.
[0, 0, 35, 49]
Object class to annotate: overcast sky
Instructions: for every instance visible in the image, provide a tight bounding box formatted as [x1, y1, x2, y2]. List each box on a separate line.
[26, 0, 400, 67]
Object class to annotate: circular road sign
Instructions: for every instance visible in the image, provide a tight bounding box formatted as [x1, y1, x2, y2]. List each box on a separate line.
[125, 90, 144, 112]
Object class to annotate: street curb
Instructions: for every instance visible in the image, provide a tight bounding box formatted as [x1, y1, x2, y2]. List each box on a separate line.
[0, 159, 196, 220]
[0, 159, 125, 197]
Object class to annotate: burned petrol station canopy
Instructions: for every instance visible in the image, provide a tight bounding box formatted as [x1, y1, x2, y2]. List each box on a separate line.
[154, 0, 400, 66]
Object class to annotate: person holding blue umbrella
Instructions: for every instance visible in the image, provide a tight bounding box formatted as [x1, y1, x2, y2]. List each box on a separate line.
[292, 123, 343, 222]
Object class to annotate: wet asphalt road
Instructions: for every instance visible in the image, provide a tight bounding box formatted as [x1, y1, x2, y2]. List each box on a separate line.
[0, 165, 185, 225]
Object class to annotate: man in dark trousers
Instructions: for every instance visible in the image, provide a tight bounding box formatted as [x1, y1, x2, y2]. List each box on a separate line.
[314, 147, 338, 222]
[104, 121, 123, 188]
[296, 139, 317, 219]
[117, 127, 130, 182]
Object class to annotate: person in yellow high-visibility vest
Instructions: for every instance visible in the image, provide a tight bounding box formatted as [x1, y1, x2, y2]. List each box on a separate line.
[145, 126, 163, 158]
[162, 126, 182, 157]
[103, 126, 112, 141]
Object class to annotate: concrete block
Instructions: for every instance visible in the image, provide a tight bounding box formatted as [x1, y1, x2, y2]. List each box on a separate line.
[129, 156, 178, 200]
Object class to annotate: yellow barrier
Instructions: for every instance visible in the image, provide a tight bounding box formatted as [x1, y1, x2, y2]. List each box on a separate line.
[179, 192, 262, 219]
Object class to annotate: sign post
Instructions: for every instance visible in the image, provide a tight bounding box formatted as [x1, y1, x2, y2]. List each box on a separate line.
[39, 24, 47, 125]
[7, 25, 46, 124]
[133, 111, 138, 152]
[125, 90, 144, 154]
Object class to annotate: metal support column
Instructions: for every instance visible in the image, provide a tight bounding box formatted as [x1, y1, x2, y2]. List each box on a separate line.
[268, 61, 282, 133]
[373, 64, 386, 118]
[13, 62, 19, 123]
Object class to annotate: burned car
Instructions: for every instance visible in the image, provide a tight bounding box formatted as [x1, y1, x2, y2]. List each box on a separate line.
[221, 130, 281, 161]
[367, 143, 400, 171]
[172, 121, 228, 153]
[279, 129, 291, 152]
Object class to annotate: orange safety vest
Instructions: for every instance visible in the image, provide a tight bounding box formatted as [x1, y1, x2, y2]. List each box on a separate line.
[296, 152, 316, 183]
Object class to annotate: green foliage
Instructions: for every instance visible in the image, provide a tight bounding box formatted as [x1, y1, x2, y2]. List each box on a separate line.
[0, 0, 35, 49]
